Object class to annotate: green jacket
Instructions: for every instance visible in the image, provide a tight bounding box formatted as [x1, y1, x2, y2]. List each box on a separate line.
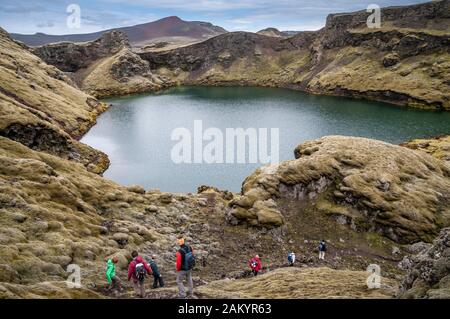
[106, 259, 116, 283]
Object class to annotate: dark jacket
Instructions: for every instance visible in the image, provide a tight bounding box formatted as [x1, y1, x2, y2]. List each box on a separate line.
[149, 260, 160, 277]
[176, 244, 193, 271]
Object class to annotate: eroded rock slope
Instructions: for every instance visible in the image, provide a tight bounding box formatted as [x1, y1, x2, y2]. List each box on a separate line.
[32, 30, 171, 98]
[228, 136, 450, 244]
[0, 1, 449, 299]
[0, 28, 109, 173]
[142, 0, 450, 110]
[398, 227, 450, 298]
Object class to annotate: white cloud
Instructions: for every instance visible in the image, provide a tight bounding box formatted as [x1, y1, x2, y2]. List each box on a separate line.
[227, 19, 253, 25]
[98, 0, 265, 11]
[1, 0, 430, 34]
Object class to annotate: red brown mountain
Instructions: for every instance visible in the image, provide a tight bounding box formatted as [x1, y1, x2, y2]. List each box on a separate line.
[10, 16, 227, 46]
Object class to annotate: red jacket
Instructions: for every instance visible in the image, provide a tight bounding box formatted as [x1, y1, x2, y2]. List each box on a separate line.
[249, 257, 261, 271]
[128, 256, 152, 281]
[176, 245, 194, 271]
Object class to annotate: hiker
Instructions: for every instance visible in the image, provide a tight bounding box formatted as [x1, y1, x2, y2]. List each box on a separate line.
[288, 252, 296, 266]
[249, 255, 261, 276]
[106, 256, 122, 293]
[175, 235, 195, 298]
[149, 254, 164, 289]
[127, 251, 152, 298]
[318, 240, 327, 260]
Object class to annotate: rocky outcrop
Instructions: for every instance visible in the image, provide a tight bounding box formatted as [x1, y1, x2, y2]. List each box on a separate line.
[110, 49, 152, 80]
[0, 27, 109, 173]
[0, 122, 109, 174]
[0, 136, 211, 297]
[398, 228, 450, 298]
[257, 28, 287, 38]
[0, 21, 431, 300]
[1, 2, 449, 299]
[1, 135, 407, 298]
[197, 185, 234, 201]
[141, 32, 298, 74]
[324, 0, 449, 34]
[32, 31, 171, 98]
[304, 0, 450, 110]
[228, 136, 450, 244]
[402, 135, 450, 163]
[80, 48, 171, 98]
[22, 2, 450, 109]
[141, 1, 450, 110]
[32, 30, 130, 72]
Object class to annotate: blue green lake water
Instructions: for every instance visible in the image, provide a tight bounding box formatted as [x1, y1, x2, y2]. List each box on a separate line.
[81, 86, 450, 192]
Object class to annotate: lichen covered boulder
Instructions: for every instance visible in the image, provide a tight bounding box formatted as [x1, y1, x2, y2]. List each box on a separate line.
[228, 136, 450, 243]
[0, 136, 213, 298]
[81, 48, 170, 98]
[398, 228, 450, 299]
[402, 135, 450, 163]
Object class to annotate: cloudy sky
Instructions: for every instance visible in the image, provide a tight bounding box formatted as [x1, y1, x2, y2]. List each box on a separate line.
[0, 0, 429, 34]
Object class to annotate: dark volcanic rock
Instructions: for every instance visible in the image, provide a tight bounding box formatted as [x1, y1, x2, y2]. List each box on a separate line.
[227, 136, 450, 243]
[32, 30, 130, 72]
[398, 228, 450, 299]
[314, 0, 450, 53]
[110, 49, 153, 82]
[140, 32, 296, 72]
[383, 53, 400, 67]
[136, 1, 449, 110]
[0, 123, 110, 174]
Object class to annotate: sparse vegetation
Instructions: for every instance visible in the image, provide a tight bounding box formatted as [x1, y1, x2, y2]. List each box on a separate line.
[197, 267, 398, 299]
[0, 1, 449, 299]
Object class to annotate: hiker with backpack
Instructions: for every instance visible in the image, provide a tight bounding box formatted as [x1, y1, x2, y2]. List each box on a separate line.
[318, 240, 327, 260]
[127, 251, 152, 298]
[175, 235, 195, 299]
[148, 254, 164, 289]
[288, 252, 296, 266]
[106, 256, 122, 294]
[249, 255, 261, 276]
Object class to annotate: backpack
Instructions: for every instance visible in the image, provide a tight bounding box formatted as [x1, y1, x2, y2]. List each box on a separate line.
[319, 242, 327, 252]
[181, 246, 195, 270]
[149, 260, 158, 274]
[288, 253, 293, 263]
[134, 262, 147, 280]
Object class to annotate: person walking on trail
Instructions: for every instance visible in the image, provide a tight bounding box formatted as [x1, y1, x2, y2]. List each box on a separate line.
[106, 256, 122, 294]
[318, 240, 327, 260]
[176, 235, 196, 299]
[249, 255, 262, 276]
[288, 252, 296, 266]
[127, 251, 152, 298]
[148, 254, 164, 289]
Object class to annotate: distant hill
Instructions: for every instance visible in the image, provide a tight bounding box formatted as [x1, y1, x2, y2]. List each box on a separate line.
[10, 16, 227, 47]
[257, 27, 300, 38]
